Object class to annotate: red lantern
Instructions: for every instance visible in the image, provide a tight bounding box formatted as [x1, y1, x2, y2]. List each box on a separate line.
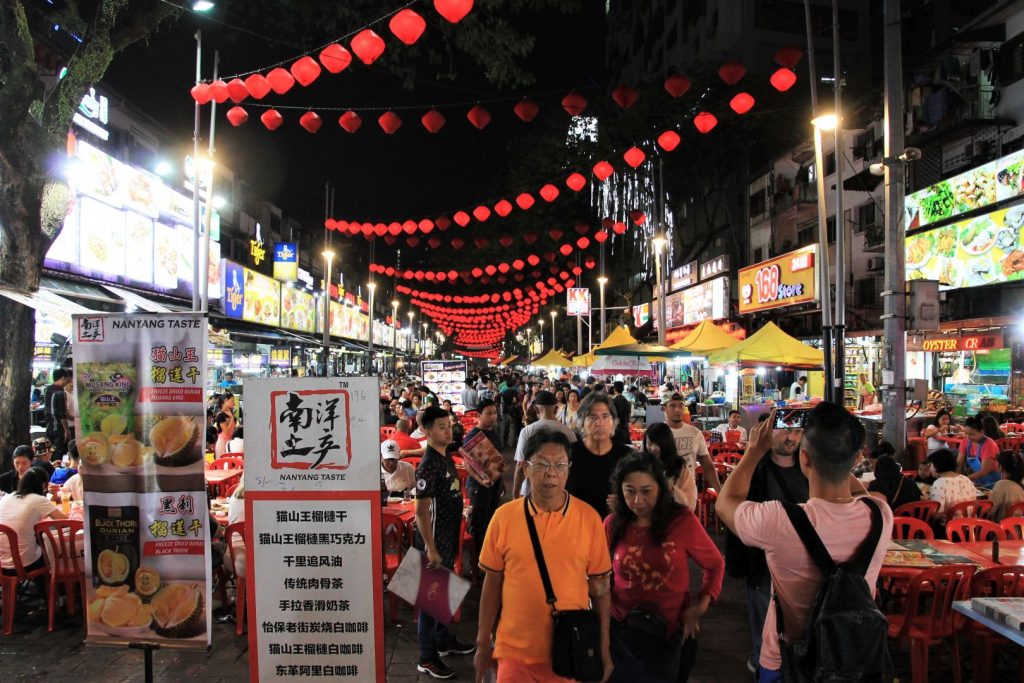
[467, 104, 491, 130]
[584, 258, 596, 269]
[226, 106, 249, 127]
[226, 78, 249, 103]
[389, 9, 426, 45]
[267, 67, 295, 95]
[572, 266, 583, 276]
[436, 216, 451, 230]
[208, 79, 229, 103]
[574, 223, 589, 235]
[299, 111, 322, 133]
[325, 219, 337, 231]
[774, 46, 804, 69]
[576, 237, 591, 250]
[260, 109, 284, 131]
[434, 0, 474, 23]
[664, 73, 691, 98]
[730, 92, 755, 115]
[548, 228, 563, 241]
[451, 237, 465, 250]
[414, 271, 424, 281]
[447, 270, 458, 280]
[485, 265, 497, 276]
[693, 112, 718, 134]
[374, 223, 389, 237]
[402, 220, 418, 235]
[435, 272, 447, 281]
[514, 97, 539, 122]
[539, 184, 559, 202]
[351, 29, 386, 65]
[419, 219, 434, 233]
[566, 172, 587, 192]
[594, 229, 609, 243]
[499, 236, 514, 248]
[473, 205, 491, 222]
[471, 267, 484, 278]
[421, 109, 446, 133]
[718, 61, 746, 85]
[290, 56, 322, 87]
[561, 91, 587, 116]
[494, 199, 513, 217]
[593, 160, 614, 182]
[319, 43, 353, 73]
[407, 236, 421, 248]
[514, 273, 525, 282]
[544, 253, 556, 262]
[612, 222, 627, 235]
[559, 244, 573, 257]
[623, 147, 646, 168]
[244, 74, 272, 100]
[523, 233, 538, 245]
[549, 265, 560, 275]
[338, 111, 362, 133]
[512, 259, 525, 270]
[657, 130, 681, 152]
[384, 235, 397, 245]
[190, 83, 211, 105]
[387, 222, 403, 236]
[428, 236, 442, 249]
[612, 84, 639, 109]
[770, 67, 798, 92]
[629, 210, 646, 225]
[515, 193, 535, 210]
[378, 111, 402, 134]
[453, 211, 470, 227]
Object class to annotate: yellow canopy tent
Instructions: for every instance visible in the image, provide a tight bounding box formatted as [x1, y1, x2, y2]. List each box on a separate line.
[573, 347, 598, 367]
[500, 355, 519, 366]
[532, 348, 574, 369]
[573, 326, 637, 368]
[707, 322, 824, 368]
[671, 320, 741, 354]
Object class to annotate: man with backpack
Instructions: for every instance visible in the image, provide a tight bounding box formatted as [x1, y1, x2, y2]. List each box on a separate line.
[717, 403, 893, 683]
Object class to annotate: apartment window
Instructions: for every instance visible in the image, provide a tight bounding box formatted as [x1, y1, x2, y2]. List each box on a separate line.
[753, 246, 765, 263]
[827, 216, 837, 244]
[749, 189, 767, 218]
[825, 152, 836, 177]
[797, 224, 814, 246]
[856, 203, 876, 233]
[1002, 30, 1024, 86]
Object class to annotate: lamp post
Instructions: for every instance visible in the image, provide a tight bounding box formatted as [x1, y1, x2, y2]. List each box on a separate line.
[366, 282, 376, 375]
[597, 276, 608, 342]
[408, 311, 415, 356]
[391, 300, 399, 375]
[550, 310, 557, 349]
[811, 113, 837, 403]
[652, 236, 667, 346]
[322, 250, 335, 377]
[538, 318, 545, 350]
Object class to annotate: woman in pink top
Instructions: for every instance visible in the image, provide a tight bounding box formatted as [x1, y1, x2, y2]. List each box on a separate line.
[605, 453, 724, 682]
[957, 416, 1001, 487]
[213, 394, 237, 458]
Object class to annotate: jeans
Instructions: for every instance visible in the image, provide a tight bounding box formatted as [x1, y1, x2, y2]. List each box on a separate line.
[466, 478, 503, 555]
[746, 583, 771, 666]
[757, 666, 782, 683]
[418, 552, 455, 663]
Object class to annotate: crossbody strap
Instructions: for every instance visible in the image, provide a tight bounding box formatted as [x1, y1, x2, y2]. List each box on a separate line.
[524, 499, 559, 614]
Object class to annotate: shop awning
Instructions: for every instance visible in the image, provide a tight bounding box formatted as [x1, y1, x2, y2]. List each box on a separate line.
[41, 276, 122, 306]
[0, 283, 94, 314]
[532, 348, 573, 368]
[708, 321, 824, 369]
[594, 342, 684, 359]
[671, 320, 741, 353]
[101, 285, 172, 312]
[598, 325, 638, 350]
[841, 167, 884, 192]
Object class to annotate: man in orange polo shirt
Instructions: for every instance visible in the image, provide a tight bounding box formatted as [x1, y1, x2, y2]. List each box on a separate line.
[474, 429, 613, 683]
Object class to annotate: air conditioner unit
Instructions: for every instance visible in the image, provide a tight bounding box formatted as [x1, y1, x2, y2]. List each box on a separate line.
[866, 257, 884, 272]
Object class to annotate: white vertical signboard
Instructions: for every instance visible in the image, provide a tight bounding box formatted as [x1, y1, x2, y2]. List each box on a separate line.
[245, 377, 384, 682]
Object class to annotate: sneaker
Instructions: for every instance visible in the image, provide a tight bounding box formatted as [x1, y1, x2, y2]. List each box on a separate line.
[438, 637, 477, 657]
[416, 660, 456, 679]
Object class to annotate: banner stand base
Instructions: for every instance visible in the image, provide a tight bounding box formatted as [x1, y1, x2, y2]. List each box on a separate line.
[129, 642, 161, 683]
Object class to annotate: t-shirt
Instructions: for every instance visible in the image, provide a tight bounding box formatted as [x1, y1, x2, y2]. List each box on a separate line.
[669, 423, 711, 478]
[414, 446, 463, 564]
[30, 459, 55, 479]
[0, 471, 19, 495]
[0, 493, 58, 567]
[391, 431, 423, 454]
[734, 498, 893, 671]
[50, 466, 77, 486]
[789, 382, 804, 399]
[990, 479, 1024, 522]
[478, 495, 611, 665]
[605, 510, 724, 633]
[382, 460, 416, 493]
[514, 419, 577, 496]
[860, 382, 876, 402]
[461, 386, 479, 410]
[611, 395, 632, 443]
[713, 423, 748, 442]
[928, 473, 978, 520]
[868, 475, 922, 511]
[566, 441, 634, 519]
[959, 437, 1001, 487]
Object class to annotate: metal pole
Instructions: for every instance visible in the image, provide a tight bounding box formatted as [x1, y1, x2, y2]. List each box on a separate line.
[598, 277, 607, 344]
[367, 283, 375, 375]
[832, 0, 847, 400]
[200, 50, 219, 314]
[392, 303, 398, 376]
[322, 254, 333, 376]
[656, 159, 668, 346]
[551, 311, 557, 349]
[191, 31, 202, 312]
[577, 314, 583, 355]
[882, 0, 908, 455]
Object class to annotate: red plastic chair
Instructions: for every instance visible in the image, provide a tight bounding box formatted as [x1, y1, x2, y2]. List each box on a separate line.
[225, 521, 246, 636]
[380, 426, 397, 439]
[1002, 423, 1023, 434]
[886, 564, 975, 683]
[402, 456, 422, 470]
[381, 509, 408, 623]
[1006, 501, 1024, 519]
[947, 518, 1003, 543]
[946, 499, 993, 521]
[999, 517, 1024, 540]
[894, 500, 941, 524]
[33, 519, 85, 632]
[210, 456, 244, 470]
[996, 437, 1020, 453]
[891, 516, 935, 540]
[967, 566, 1024, 683]
[0, 524, 50, 635]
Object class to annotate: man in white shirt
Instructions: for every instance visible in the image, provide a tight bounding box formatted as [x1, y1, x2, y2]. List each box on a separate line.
[789, 376, 807, 401]
[714, 409, 748, 443]
[664, 392, 722, 492]
[380, 439, 416, 495]
[511, 390, 577, 498]
[461, 383, 479, 411]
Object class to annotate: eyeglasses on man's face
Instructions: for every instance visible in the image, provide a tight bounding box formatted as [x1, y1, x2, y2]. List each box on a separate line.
[527, 460, 571, 473]
[585, 412, 613, 423]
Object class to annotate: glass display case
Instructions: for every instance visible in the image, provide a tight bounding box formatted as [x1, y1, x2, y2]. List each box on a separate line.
[944, 383, 1009, 415]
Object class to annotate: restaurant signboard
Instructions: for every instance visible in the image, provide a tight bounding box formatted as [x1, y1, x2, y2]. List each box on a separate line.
[566, 287, 591, 316]
[682, 276, 729, 325]
[738, 245, 818, 314]
[669, 261, 698, 291]
[273, 242, 298, 282]
[906, 333, 1004, 353]
[280, 286, 317, 334]
[245, 377, 385, 682]
[73, 312, 211, 650]
[699, 255, 730, 281]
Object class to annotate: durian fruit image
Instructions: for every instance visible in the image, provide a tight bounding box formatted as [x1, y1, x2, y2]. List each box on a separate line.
[150, 583, 206, 638]
[149, 417, 201, 467]
[96, 549, 130, 585]
[79, 433, 109, 466]
[135, 567, 161, 599]
[89, 585, 153, 630]
[109, 435, 142, 467]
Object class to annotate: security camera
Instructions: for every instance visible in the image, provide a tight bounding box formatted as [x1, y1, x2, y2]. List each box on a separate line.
[869, 162, 886, 176]
[899, 147, 922, 162]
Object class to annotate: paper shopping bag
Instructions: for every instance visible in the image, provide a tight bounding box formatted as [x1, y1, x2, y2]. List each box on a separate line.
[387, 549, 470, 624]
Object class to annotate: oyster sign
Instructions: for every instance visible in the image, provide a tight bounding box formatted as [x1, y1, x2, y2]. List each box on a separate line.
[72, 312, 211, 650]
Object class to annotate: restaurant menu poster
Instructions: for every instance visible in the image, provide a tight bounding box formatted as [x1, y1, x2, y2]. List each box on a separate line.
[72, 312, 211, 650]
[421, 360, 468, 412]
[245, 377, 384, 683]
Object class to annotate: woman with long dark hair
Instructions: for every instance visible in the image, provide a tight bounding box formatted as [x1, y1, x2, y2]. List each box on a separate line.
[566, 392, 635, 518]
[643, 422, 696, 510]
[922, 409, 960, 455]
[606, 453, 723, 682]
[213, 393, 237, 458]
[990, 450, 1024, 521]
[0, 467, 66, 575]
[867, 455, 922, 510]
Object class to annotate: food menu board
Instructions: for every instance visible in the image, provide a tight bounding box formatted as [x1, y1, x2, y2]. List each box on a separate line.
[421, 360, 468, 412]
[242, 267, 281, 327]
[72, 312, 211, 650]
[681, 276, 729, 325]
[318, 301, 370, 342]
[905, 205, 1024, 289]
[905, 147, 1024, 231]
[280, 286, 316, 334]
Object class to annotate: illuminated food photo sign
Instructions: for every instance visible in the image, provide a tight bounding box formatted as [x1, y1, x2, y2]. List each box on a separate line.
[738, 245, 818, 314]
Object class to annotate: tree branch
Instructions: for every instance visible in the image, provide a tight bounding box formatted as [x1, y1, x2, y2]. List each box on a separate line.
[0, 1, 41, 132]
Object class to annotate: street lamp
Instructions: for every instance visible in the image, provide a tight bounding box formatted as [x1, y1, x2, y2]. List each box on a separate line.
[812, 113, 842, 402]
[538, 318, 545, 349]
[550, 310, 557, 349]
[597, 276, 608, 343]
[321, 250, 335, 376]
[391, 300, 399, 375]
[652, 235, 667, 346]
[408, 311, 415, 358]
[366, 282, 376, 375]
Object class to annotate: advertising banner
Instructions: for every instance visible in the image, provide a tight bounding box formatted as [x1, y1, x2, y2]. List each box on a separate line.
[223, 261, 245, 320]
[682, 276, 729, 325]
[242, 266, 281, 327]
[244, 377, 385, 683]
[273, 243, 298, 282]
[632, 303, 650, 327]
[738, 245, 818, 314]
[566, 288, 591, 316]
[905, 206, 1024, 289]
[280, 286, 317, 334]
[270, 347, 292, 368]
[699, 255, 730, 281]
[319, 301, 370, 341]
[905, 147, 1024, 231]
[670, 261, 698, 291]
[72, 312, 211, 650]
[421, 360, 468, 412]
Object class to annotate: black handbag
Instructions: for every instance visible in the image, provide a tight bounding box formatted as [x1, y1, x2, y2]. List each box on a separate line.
[524, 501, 604, 682]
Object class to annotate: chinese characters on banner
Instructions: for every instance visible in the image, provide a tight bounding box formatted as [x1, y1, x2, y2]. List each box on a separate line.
[245, 377, 384, 682]
[72, 312, 211, 650]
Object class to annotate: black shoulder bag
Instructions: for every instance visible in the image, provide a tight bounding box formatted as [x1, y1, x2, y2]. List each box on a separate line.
[524, 501, 604, 682]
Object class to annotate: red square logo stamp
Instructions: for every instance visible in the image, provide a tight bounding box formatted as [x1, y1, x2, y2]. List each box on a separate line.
[269, 389, 352, 470]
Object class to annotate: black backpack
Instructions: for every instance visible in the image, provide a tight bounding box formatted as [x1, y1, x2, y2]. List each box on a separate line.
[775, 498, 893, 683]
